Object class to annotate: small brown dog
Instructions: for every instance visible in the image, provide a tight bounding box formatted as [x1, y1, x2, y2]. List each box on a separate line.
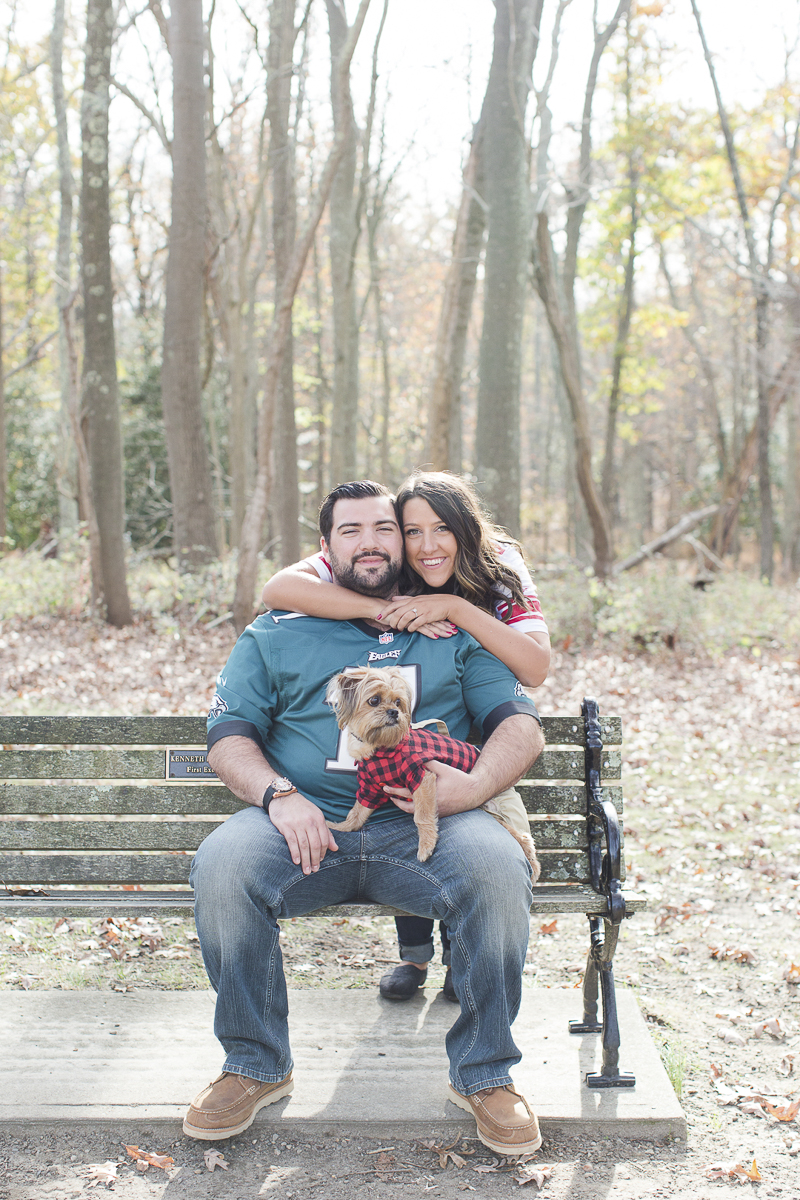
[325, 665, 540, 873]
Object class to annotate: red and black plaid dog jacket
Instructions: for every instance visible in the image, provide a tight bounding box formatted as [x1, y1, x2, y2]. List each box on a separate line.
[355, 728, 480, 810]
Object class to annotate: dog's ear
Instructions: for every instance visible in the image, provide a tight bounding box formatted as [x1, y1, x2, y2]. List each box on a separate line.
[325, 668, 366, 728]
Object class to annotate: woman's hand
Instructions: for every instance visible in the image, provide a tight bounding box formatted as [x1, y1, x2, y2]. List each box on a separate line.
[378, 595, 461, 633]
[383, 785, 414, 812]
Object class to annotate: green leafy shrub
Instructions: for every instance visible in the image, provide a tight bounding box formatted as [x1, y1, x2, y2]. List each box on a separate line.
[539, 562, 800, 658]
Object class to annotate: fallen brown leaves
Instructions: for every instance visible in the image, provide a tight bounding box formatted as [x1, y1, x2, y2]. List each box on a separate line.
[417, 1138, 474, 1170]
[713, 1078, 800, 1124]
[124, 1145, 174, 1172]
[417, 1141, 554, 1189]
[512, 1162, 553, 1188]
[85, 1162, 118, 1188]
[704, 1158, 761, 1184]
[203, 1148, 229, 1172]
[709, 944, 756, 965]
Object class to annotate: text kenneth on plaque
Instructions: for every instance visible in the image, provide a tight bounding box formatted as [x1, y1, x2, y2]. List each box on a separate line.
[166, 748, 219, 781]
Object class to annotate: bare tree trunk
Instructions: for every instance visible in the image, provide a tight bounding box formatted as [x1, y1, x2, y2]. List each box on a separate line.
[714, 336, 800, 556]
[160, 0, 218, 569]
[365, 208, 392, 482]
[427, 116, 487, 472]
[0, 266, 5, 542]
[688, 0, 798, 581]
[51, 0, 79, 538]
[80, 0, 131, 625]
[268, 0, 301, 566]
[659, 241, 727, 478]
[783, 387, 800, 580]
[311, 235, 329, 513]
[326, 0, 361, 487]
[474, 0, 542, 536]
[532, 0, 627, 576]
[206, 13, 272, 549]
[534, 213, 613, 576]
[601, 20, 637, 517]
[65, 294, 103, 604]
[232, 0, 372, 633]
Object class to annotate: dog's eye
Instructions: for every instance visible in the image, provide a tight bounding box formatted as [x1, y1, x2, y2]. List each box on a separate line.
[368, 696, 381, 707]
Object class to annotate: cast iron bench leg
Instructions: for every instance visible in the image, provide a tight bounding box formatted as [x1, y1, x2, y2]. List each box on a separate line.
[569, 916, 635, 1088]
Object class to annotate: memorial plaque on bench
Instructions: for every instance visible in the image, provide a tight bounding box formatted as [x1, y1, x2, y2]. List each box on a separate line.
[166, 748, 219, 781]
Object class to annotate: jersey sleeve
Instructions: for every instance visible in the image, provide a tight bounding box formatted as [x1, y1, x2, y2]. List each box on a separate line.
[302, 551, 334, 582]
[206, 623, 280, 752]
[457, 639, 542, 738]
[493, 542, 548, 635]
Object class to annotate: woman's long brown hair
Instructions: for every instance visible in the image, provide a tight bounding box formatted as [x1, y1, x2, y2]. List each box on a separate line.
[395, 472, 531, 620]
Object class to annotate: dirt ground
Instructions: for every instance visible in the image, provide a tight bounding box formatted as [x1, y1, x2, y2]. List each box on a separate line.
[1, 615, 799, 1197]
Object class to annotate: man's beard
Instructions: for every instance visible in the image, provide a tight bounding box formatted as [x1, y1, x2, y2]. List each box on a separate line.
[329, 547, 403, 597]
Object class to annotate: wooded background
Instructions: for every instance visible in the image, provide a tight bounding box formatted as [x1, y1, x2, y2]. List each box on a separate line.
[1, 0, 799, 630]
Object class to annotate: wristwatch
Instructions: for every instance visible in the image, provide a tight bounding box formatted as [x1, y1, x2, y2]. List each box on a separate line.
[262, 776, 297, 812]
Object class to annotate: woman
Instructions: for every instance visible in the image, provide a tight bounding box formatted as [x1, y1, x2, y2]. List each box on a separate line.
[261, 471, 550, 1001]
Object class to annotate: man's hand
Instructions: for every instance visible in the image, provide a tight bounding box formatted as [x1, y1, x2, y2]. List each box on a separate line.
[382, 762, 479, 817]
[267, 792, 339, 875]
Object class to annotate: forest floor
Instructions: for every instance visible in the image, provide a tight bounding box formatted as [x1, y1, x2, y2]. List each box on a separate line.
[1, 612, 799, 1199]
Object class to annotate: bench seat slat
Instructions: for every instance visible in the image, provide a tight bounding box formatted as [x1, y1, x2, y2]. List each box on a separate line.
[2, 817, 612, 853]
[0, 848, 607, 886]
[0, 747, 622, 781]
[0, 714, 623, 747]
[0, 888, 645, 921]
[0, 852, 193, 883]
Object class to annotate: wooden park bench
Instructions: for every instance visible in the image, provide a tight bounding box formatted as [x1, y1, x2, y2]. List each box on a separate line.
[0, 699, 644, 1088]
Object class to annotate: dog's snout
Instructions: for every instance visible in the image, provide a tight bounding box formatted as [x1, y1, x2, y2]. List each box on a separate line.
[386, 708, 399, 723]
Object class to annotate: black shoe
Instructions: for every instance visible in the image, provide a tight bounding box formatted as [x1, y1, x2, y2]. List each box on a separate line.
[442, 967, 458, 1003]
[379, 963, 427, 1001]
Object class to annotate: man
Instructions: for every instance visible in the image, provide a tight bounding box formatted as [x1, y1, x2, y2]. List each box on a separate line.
[185, 480, 545, 1155]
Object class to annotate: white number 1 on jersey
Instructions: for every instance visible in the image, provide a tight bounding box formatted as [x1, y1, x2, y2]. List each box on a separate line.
[324, 664, 421, 774]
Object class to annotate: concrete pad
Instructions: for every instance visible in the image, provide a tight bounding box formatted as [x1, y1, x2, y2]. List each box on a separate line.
[0, 987, 684, 1139]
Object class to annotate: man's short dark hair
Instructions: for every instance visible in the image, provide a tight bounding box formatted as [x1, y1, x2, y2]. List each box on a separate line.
[318, 480, 393, 543]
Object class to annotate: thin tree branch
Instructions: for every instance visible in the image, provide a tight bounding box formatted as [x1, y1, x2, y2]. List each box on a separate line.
[110, 76, 172, 154]
[5, 329, 58, 379]
[689, 0, 759, 275]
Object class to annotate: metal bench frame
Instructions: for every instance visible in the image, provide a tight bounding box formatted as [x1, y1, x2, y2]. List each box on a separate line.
[0, 698, 643, 1087]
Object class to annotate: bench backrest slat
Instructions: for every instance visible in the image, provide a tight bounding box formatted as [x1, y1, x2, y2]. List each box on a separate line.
[0, 747, 621, 782]
[0, 714, 623, 746]
[0, 785, 242, 815]
[0, 782, 622, 817]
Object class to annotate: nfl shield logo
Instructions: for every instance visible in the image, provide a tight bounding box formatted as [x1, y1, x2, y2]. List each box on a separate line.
[379, 631, 394, 644]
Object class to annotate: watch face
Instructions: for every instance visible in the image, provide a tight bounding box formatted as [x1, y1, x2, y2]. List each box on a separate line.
[273, 777, 293, 793]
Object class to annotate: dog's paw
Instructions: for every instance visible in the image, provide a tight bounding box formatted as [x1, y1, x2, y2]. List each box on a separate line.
[416, 828, 438, 861]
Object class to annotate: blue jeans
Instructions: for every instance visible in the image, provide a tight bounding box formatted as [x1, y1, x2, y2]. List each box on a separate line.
[190, 805, 533, 1096]
[395, 915, 450, 965]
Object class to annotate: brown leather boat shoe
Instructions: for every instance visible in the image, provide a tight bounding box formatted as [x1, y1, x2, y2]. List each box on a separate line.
[448, 1083, 542, 1155]
[183, 1071, 293, 1140]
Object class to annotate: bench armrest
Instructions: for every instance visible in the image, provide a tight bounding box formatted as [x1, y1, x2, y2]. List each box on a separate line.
[582, 698, 626, 926]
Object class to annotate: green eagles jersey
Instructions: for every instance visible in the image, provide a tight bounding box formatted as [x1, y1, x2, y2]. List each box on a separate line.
[207, 613, 540, 824]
